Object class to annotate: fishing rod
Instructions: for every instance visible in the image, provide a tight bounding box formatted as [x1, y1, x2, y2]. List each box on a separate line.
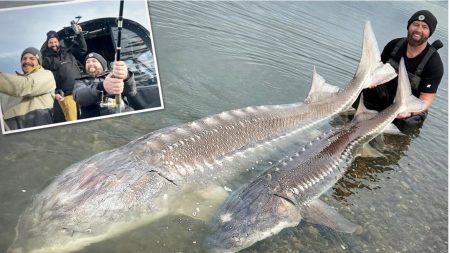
[115, 0, 125, 113]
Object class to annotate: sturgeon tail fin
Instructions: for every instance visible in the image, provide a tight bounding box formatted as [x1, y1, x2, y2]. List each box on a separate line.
[357, 21, 397, 88]
[394, 58, 427, 113]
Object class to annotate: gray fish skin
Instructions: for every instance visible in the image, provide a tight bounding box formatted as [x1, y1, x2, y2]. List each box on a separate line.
[7, 22, 395, 253]
[207, 58, 426, 253]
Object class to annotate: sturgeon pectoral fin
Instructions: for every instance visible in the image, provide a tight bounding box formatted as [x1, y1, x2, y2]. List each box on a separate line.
[356, 142, 385, 158]
[302, 199, 362, 234]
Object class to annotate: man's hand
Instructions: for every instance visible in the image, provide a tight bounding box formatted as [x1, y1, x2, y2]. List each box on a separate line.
[55, 94, 64, 102]
[104, 74, 124, 95]
[111, 61, 128, 80]
[396, 112, 412, 119]
[73, 24, 82, 35]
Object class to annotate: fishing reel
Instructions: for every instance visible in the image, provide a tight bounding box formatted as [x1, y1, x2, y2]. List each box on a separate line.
[99, 97, 126, 116]
[99, 94, 125, 110]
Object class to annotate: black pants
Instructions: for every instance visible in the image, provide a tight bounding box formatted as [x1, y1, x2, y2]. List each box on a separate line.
[5, 108, 54, 130]
[393, 111, 427, 132]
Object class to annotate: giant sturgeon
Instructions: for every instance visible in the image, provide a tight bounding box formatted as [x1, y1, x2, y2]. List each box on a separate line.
[8, 21, 396, 253]
[207, 58, 426, 253]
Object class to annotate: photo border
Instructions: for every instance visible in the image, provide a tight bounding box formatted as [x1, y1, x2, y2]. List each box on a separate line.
[0, 0, 164, 135]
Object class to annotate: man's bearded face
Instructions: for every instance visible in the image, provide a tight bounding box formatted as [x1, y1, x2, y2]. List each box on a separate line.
[47, 38, 60, 52]
[407, 21, 430, 47]
[85, 58, 104, 77]
[21, 53, 39, 74]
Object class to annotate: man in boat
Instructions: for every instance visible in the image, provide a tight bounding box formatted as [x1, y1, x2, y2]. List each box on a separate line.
[42, 24, 87, 122]
[358, 10, 444, 129]
[0, 47, 56, 130]
[73, 52, 137, 119]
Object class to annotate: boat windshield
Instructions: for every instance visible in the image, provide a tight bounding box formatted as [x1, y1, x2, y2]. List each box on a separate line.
[111, 26, 157, 86]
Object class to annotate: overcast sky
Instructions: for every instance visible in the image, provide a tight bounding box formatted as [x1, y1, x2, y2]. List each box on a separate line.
[0, 0, 152, 72]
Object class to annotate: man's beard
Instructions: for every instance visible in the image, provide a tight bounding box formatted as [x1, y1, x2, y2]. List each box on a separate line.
[50, 45, 59, 52]
[87, 67, 102, 77]
[407, 30, 428, 47]
[22, 63, 35, 74]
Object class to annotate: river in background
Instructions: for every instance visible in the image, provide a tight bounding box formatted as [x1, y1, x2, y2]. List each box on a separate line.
[0, 1, 447, 253]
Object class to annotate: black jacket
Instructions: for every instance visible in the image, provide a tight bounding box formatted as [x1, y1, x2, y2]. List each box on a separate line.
[73, 71, 137, 119]
[361, 38, 443, 112]
[42, 33, 87, 95]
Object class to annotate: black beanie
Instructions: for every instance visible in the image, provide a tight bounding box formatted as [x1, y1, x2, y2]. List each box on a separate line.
[46, 30, 59, 42]
[407, 10, 437, 36]
[21, 47, 42, 65]
[84, 52, 108, 71]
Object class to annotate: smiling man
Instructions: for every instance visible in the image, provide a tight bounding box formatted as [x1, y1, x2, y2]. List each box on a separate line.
[359, 10, 444, 129]
[42, 27, 87, 123]
[0, 47, 56, 130]
[73, 52, 136, 119]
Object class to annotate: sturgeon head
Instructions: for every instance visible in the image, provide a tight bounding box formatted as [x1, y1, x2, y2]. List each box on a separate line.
[7, 145, 176, 253]
[207, 58, 426, 253]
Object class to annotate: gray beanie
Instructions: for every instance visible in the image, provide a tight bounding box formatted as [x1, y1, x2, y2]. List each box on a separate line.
[407, 10, 437, 36]
[21, 47, 42, 65]
[84, 52, 108, 71]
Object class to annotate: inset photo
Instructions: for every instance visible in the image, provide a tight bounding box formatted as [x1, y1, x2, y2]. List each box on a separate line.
[0, 0, 163, 134]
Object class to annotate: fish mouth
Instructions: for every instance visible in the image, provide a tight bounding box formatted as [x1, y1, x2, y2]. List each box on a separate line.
[206, 228, 249, 253]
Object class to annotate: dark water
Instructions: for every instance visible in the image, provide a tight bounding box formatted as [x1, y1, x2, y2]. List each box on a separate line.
[0, 1, 447, 253]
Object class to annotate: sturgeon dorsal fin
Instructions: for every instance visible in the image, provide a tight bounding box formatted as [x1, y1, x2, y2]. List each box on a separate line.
[302, 199, 362, 234]
[305, 66, 340, 103]
[353, 93, 379, 122]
